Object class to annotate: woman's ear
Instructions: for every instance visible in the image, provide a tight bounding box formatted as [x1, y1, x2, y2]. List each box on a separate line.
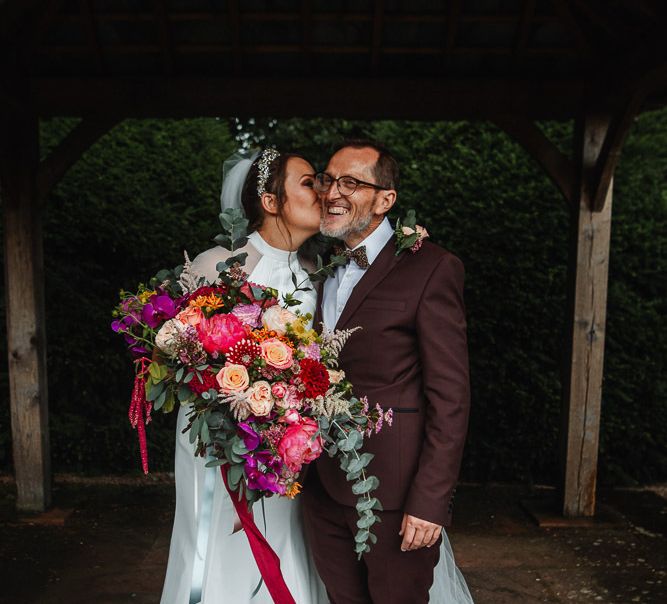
[260, 192, 279, 216]
[374, 189, 397, 215]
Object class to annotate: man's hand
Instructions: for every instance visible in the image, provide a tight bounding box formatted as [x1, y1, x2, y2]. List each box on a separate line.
[399, 513, 442, 551]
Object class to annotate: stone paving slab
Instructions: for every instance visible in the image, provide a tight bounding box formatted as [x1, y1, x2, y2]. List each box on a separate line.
[0, 476, 665, 603]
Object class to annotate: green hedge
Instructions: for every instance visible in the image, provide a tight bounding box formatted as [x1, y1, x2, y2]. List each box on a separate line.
[0, 113, 664, 485]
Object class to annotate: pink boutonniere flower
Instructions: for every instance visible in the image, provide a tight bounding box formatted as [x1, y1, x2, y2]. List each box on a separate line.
[394, 210, 429, 255]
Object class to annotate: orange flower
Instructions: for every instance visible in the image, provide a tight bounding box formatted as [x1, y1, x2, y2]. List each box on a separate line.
[285, 481, 302, 499]
[189, 294, 225, 311]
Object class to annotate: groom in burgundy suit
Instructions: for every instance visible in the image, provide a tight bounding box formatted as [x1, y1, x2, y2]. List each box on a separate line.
[302, 140, 471, 603]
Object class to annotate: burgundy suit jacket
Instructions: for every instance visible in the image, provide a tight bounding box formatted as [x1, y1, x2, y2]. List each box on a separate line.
[313, 236, 470, 527]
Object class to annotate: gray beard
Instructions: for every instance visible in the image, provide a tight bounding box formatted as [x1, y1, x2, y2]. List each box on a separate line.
[320, 212, 373, 240]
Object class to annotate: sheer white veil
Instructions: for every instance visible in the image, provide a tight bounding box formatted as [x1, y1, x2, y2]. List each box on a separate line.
[220, 150, 260, 214]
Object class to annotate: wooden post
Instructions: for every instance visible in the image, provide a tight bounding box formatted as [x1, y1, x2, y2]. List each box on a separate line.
[1, 108, 51, 512]
[559, 112, 613, 517]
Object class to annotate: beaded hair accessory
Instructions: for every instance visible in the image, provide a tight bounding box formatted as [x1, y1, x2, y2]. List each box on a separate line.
[256, 148, 280, 196]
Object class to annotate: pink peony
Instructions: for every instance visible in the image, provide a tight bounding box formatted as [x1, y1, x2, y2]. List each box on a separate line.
[277, 418, 323, 473]
[196, 313, 246, 355]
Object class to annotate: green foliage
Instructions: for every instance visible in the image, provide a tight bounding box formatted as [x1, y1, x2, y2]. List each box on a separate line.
[0, 111, 664, 487]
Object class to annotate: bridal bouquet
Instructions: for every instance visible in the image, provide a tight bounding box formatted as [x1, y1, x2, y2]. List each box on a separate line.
[112, 209, 390, 557]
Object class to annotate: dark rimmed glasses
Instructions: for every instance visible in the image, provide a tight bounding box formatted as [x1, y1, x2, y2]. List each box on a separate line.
[314, 172, 390, 197]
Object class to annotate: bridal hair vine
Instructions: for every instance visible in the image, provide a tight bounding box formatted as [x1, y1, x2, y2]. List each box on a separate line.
[256, 148, 280, 196]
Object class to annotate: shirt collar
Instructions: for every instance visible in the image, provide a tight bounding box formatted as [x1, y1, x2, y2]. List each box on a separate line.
[349, 217, 393, 266]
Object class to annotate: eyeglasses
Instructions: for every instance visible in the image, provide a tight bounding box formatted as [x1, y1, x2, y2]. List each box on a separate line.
[314, 172, 390, 197]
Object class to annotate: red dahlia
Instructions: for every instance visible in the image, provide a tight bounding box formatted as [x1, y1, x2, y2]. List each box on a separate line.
[188, 369, 219, 395]
[226, 338, 262, 367]
[298, 358, 330, 399]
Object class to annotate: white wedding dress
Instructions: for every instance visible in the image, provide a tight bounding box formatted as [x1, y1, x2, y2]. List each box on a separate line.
[159, 231, 474, 604]
[160, 231, 327, 604]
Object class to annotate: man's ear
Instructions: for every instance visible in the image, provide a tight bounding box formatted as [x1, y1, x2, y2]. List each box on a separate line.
[260, 192, 279, 216]
[374, 189, 397, 215]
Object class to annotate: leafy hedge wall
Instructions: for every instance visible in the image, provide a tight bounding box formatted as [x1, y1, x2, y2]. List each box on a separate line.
[0, 112, 664, 484]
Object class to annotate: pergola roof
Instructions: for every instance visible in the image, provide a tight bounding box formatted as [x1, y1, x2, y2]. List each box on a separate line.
[2, 0, 666, 119]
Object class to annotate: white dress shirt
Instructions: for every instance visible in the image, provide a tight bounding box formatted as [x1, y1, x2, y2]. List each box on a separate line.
[322, 217, 394, 330]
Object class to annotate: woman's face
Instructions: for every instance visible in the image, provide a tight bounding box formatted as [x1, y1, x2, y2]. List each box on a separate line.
[280, 157, 321, 237]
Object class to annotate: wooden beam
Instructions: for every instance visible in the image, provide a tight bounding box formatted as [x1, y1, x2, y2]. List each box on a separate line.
[20, 76, 587, 120]
[552, 0, 589, 53]
[560, 112, 613, 518]
[153, 0, 174, 76]
[301, 0, 313, 72]
[512, 0, 536, 68]
[36, 116, 119, 204]
[0, 107, 51, 513]
[228, 0, 241, 74]
[494, 115, 576, 204]
[371, 0, 384, 75]
[78, 0, 104, 73]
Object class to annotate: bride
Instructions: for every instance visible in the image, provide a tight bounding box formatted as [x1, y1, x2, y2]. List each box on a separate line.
[160, 148, 328, 603]
[159, 147, 474, 604]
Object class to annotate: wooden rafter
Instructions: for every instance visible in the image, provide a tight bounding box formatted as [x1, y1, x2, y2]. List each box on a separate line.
[513, 0, 536, 66]
[78, 0, 104, 73]
[153, 0, 174, 75]
[301, 0, 313, 72]
[371, 0, 384, 75]
[36, 117, 119, 203]
[494, 115, 576, 205]
[228, 0, 241, 74]
[552, 0, 589, 53]
[445, 0, 461, 55]
[588, 62, 667, 210]
[570, 0, 623, 40]
[23, 76, 586, 120]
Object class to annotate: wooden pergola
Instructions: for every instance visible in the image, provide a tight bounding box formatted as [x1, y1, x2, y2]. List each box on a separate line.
[1, 1, 666, 515]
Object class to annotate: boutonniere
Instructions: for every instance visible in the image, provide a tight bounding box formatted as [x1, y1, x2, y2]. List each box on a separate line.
[394, 210, 429, 255]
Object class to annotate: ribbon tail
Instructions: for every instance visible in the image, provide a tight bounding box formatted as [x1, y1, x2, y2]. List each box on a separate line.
[220, 466, 296, 604]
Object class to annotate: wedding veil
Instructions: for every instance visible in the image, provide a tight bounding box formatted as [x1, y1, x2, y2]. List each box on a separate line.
[220, 150, 260, 214]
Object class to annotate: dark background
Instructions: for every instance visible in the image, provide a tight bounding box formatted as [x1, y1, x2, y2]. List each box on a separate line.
[0, 113, 664, 486]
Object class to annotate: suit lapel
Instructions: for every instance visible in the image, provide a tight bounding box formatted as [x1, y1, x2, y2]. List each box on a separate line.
[335, 235, 404, 330]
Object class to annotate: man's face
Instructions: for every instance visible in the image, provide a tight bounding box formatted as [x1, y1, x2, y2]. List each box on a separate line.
[319, 147, 385, 243]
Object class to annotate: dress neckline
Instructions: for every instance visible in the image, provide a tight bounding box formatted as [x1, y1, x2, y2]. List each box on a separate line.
[248, 231, 301, 269]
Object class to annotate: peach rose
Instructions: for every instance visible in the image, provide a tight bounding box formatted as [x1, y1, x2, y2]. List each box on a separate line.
[216, 364, 249, 392]
[261, 338, 293, 370]
[401, 226, 415, 236]
[261, 305, 298, 335]
[176, 305, 203, 327]
[247, 380, 274, 416]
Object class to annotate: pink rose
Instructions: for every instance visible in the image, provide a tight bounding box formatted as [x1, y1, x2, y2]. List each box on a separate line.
[247, 380, 274, 416]
[401, 225, 415, 236]
[281, 408, 301, 425]
[176, 305, 204, 327]
[415, 224, 429, 239]
[275, 384, 302, 410]
[196, 313, 246, 355]
[277, 417, 323, 473]
[260, 338, 293, 370]
[271, 381, 288, 399]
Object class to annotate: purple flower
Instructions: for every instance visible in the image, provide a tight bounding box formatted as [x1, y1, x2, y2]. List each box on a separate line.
[238, 422, 260, 451]
[243, 451, 285, 495]
[299, 343, 321, 361]
[231, 303, 263, 328]
[141, 294, 178, 328]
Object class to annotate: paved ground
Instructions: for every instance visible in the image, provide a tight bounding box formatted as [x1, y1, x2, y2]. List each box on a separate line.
[0, 475, 665, 603]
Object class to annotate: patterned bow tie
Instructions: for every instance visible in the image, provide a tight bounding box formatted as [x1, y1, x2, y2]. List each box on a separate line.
[333, 245, 370, 269]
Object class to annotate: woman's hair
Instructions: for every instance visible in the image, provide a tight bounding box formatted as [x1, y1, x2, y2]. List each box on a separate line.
[241, 150, 306, 231]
